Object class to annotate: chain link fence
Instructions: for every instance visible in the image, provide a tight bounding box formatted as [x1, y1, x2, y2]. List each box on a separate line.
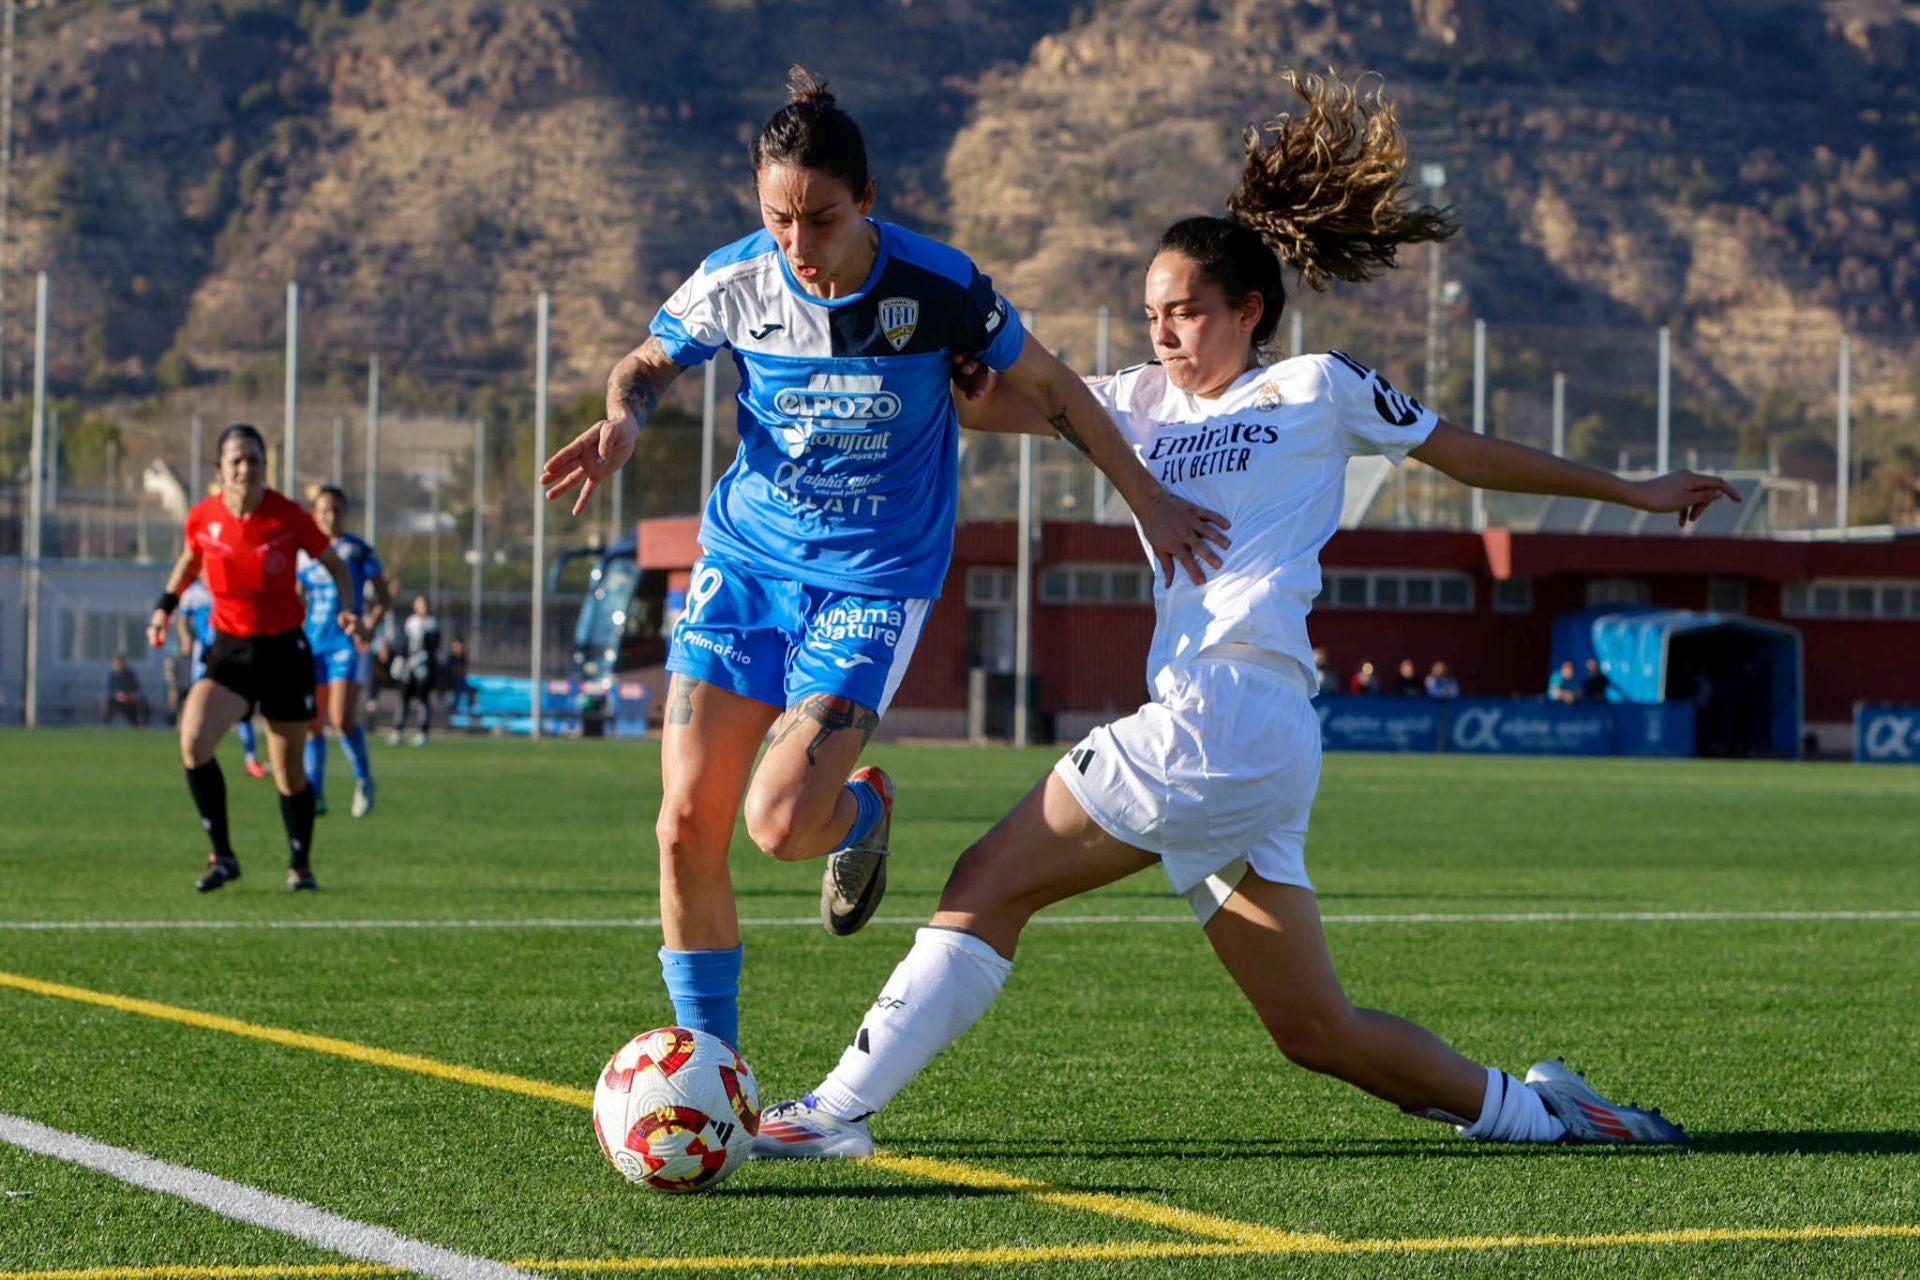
[3, 266, 1916, 723]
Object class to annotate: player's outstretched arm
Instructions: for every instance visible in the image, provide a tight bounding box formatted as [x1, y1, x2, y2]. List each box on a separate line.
[541, 335, 689, 516]
[996, 342, 1231, 585]
[1410, 421, 1741, 527]
[952, 362, 1052, 436]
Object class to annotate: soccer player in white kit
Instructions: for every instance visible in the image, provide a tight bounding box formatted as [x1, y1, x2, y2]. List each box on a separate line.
[756, 71, 1737, 1155]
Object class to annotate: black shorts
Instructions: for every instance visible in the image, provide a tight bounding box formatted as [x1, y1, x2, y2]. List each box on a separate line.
[203, 628, 316, 724]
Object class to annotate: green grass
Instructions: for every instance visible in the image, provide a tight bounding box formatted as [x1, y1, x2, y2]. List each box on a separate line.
[1, 728, 1917, 1279]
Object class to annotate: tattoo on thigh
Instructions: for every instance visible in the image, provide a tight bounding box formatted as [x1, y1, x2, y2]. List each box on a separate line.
[770, 693, 879, 766]
[666, 675, 696, 725]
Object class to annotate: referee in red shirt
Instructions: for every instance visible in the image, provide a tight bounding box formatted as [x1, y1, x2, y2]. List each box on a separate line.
[146, 424, 363, 892]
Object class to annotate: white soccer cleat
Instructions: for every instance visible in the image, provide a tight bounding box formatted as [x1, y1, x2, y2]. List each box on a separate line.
[1525, 1058, 1688, 1144]
[752, 1096, 874, 1160]
[350, 779, 374, 817]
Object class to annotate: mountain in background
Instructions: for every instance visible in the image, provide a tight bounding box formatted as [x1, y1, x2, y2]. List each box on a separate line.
[7, 0, 1918, 500]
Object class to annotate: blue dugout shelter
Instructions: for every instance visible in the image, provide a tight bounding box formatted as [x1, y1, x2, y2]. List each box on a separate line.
[1551, 609, 1803, 759]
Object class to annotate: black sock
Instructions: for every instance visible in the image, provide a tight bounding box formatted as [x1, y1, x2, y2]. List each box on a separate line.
[280, 785, 316, 870]
[185, 761, 233, 859]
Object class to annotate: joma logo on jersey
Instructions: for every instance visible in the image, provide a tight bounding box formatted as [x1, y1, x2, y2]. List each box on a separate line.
[774, 374, 902, 425]
[878, 297, 919, 351]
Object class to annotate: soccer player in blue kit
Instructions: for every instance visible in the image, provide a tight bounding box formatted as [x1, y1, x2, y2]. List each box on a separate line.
[540, 68, 1229, 1051]
[298, 486, 392, 818]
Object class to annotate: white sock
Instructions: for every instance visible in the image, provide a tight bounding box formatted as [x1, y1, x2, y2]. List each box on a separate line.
[1458, 1067, 1567, 1143]
[810, 926, 1012, 1121]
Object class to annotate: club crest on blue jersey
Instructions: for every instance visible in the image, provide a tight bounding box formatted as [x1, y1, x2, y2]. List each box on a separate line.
[878, 297, 919, 351]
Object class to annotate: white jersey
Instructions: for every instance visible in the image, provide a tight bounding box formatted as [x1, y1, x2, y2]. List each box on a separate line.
[1089, 351, 1437, 699]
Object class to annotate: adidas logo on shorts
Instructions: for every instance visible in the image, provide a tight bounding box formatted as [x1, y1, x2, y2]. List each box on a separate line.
[1068, 748, 1097, 774]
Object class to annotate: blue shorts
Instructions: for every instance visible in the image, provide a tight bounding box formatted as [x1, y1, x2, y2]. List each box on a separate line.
[665, 557, 931, 714]
[312, 645, 359, 686]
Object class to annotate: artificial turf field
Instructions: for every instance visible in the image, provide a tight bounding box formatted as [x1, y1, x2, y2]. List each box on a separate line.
[0, 728, 1916, 1279]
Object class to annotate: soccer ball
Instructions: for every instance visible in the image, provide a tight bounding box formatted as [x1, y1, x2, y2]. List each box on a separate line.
[592, 1026, 760, 1193]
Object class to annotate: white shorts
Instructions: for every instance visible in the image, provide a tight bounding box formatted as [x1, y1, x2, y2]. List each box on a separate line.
[1053, 646, 1322, 924]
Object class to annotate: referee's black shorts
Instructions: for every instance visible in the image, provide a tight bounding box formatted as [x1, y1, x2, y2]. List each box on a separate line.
[202, 628, 316, 724]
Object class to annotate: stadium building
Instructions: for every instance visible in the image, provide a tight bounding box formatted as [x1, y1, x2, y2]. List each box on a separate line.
[634, 506, 1920, 757]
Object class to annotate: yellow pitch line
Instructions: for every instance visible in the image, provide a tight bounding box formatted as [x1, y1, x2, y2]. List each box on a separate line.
[0, 969, 1281, 1243]
[0, 971, 590, 1107]
[862, 1153, 1327, 1248]
[7, 970, 1918, 1273]
[6, 1223, 1920, 1279]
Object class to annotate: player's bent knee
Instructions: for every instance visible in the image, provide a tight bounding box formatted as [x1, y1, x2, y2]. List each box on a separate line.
[740, 790, 821, 862]
[935, 843, 1028, 920]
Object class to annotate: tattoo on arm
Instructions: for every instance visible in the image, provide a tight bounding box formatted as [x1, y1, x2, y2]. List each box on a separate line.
[607, 336, 671, 424]
[769, 693, 880, 766]
[1048, 411, 1090, 456]
[666, 674, 696, 726]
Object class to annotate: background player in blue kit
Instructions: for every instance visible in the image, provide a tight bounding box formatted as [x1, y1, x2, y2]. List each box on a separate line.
[299, 486, 392, 817]
[176, 577, 265, 778]
[540, 67, 1229, 1051]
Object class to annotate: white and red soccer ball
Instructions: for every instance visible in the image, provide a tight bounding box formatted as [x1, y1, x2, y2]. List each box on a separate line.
[592, 1026, 760, 1193]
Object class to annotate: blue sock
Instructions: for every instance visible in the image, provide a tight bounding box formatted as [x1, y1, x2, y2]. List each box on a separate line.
[303, 735, 326, 799]
[236, 718, 258, 759]
[658, 945, 743, 1049]
[838, 778, 883, 851]
[340, 725, 373, 783]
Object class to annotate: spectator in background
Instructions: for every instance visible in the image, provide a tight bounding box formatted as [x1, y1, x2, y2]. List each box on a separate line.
[1349, 659, 1379, 696]
[1395, 658, 1423, 697]
[1548, 660, 1579, 704]
[102, 654, 148, 726]
[389, 594, 441, 747]
[1580, 658, 1612, 702]
[1424, 660, 1460, 700]
[445, 637, 475, 721]
[1312, 646, 1335, 697]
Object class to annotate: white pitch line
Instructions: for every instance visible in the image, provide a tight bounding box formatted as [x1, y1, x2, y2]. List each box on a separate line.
[0, 910, 1915, 933]
[0, 1112, 546, 1280]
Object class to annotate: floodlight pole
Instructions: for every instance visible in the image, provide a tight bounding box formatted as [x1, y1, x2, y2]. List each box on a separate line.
[1421, 164, 1447, 405]
[1470, 318, 1487, 532]
[1092, 305, 1110, 522]
[470, 417, 485, 661]
[23, 270, 46, 726]
[530, 290, 550, 739]
[1656, 325, 1671, 474]
[283, 281, 299, 494]
[365, 355, 380, 544]
[1836, 334, 1851, 538]
[1015, 433, 1034, 750]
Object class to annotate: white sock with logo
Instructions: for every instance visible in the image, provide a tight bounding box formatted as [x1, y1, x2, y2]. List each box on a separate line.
[810, 926, 1012, 1121]
[1458, 1066, 1567, 1143]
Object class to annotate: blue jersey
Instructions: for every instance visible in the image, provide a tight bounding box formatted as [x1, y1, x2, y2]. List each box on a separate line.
[300, 534, 382, 652]
[650, 219, 1026, 599]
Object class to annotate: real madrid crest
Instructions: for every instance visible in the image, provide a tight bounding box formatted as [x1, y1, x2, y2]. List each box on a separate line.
[878, 296, 919, 352]
[1254, 381, 1285, 411]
